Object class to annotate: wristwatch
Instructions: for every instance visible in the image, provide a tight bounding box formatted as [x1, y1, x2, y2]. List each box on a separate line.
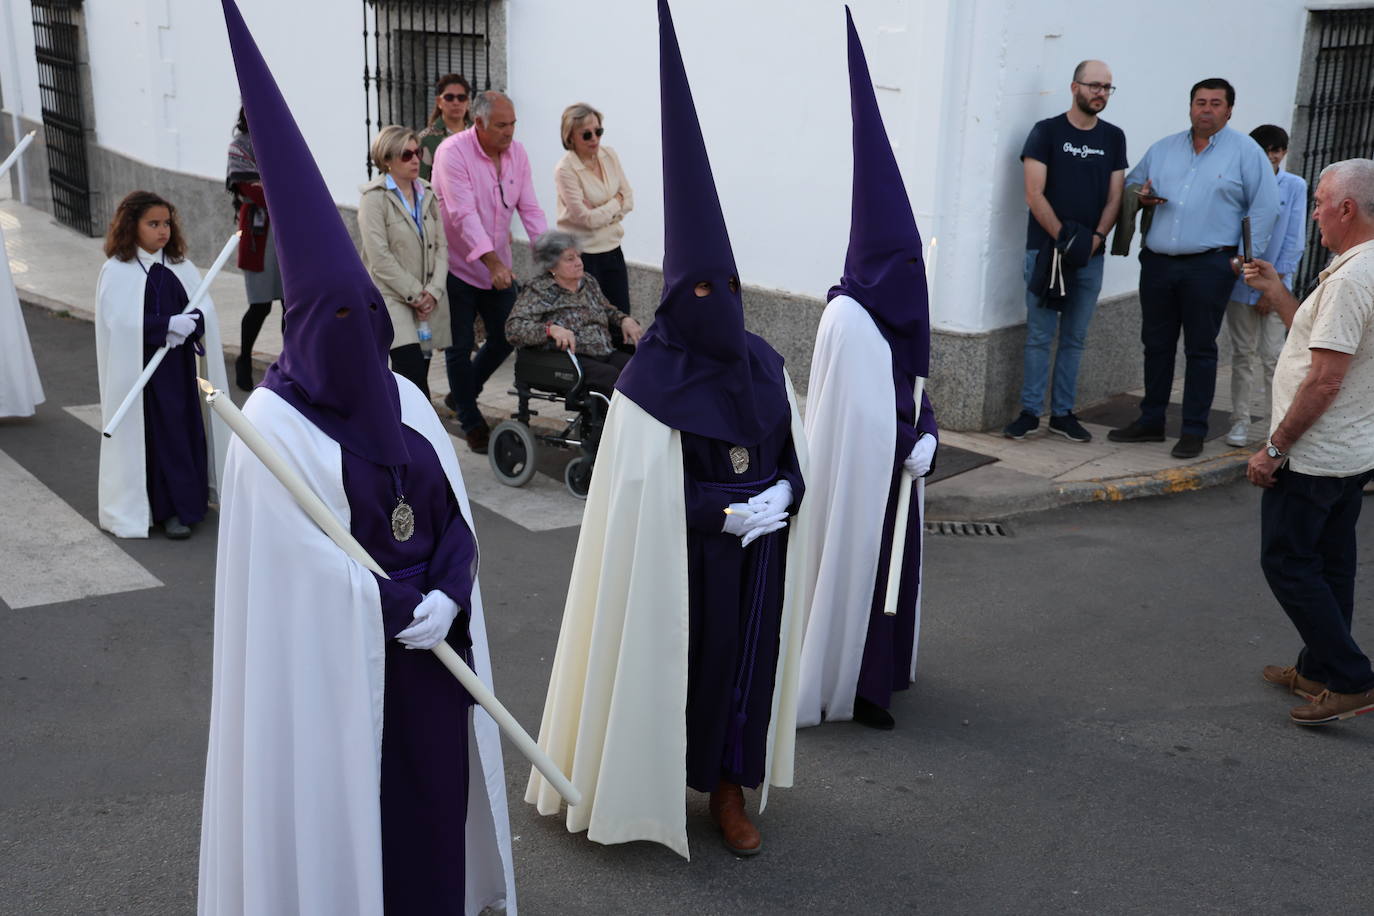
[1093, 230, 1108, 242]
[1265, 438, 1286, 459]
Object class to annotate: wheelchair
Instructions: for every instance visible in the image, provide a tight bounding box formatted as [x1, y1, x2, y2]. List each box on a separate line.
[488, 348, 612, 499]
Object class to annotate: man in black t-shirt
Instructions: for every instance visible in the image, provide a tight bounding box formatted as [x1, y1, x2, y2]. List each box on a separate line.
[1004, 59, 1127, 443]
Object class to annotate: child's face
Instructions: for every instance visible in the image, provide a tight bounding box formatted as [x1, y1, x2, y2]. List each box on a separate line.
[1266, 147, 1287, 174]
[136, 206, 172, 253]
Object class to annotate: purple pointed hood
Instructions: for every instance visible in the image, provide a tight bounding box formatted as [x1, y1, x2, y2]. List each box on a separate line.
[613, 0, 788, 446]
[222, 0, 408, 467]
[828, 6, 931, 379]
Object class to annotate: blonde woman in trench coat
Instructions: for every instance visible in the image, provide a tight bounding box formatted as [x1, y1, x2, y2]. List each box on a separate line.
[359, 125, 452, 398]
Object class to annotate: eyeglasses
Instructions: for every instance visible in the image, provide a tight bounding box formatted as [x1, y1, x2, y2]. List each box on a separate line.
[1078, 82, 1116, 96]
[397, 148, 419, 163]
[442, 92, 468, 103]
[580, 127, 605, 142]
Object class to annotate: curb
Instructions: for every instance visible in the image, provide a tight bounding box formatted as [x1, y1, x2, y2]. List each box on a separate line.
[927, 448, 1252, 522]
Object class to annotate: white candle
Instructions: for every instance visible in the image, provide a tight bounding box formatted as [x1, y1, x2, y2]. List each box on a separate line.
[103, 232, 241, 438]
[883, 377, 926, 616]
[0, 131, 35, 182]
[925, 236, 938, 296]
[198, 380, 584, 808]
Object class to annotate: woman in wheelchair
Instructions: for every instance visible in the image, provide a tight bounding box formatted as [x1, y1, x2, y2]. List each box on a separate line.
[504, 230, 643, 396]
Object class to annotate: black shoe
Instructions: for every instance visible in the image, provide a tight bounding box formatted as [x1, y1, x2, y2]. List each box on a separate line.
[163, 516, 191, 540]
[853, 696, 895, 731]
[1048, 412, 1092, 443]
[1002, 411, 1039, 440]
[1107, 421, 1165, 443]
[234, 354, 254, 392]
[1171, 433, 1204, 459]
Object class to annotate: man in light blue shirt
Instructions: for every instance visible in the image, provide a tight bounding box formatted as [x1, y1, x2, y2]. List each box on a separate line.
[1109, 77, 1280, 458]
[1223, 125, 1307, 447]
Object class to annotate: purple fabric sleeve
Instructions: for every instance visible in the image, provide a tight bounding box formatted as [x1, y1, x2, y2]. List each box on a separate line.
[373, 574, 426, 640]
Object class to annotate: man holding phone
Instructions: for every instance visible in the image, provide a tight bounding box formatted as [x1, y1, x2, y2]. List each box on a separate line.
[1109, 78, 1279, 458]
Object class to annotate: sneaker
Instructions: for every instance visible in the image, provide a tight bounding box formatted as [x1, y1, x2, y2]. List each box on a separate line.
[1107, 421, 1165, 443]
[1224, 420, 1250, 448]
[1289, 687, 1374, 726]
[163, 516, 191, 540]
[1262, 664, 1326, 702]
[1049, 412, 1092, 443]
[1003, 411, 1039, 440]
[1171, 433, 1204, 459]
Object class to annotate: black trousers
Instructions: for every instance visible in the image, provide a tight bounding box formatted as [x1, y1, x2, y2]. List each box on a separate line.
[1136, 248, 1236, 436]
[390, 343, 430, 399]
[1261, 467, 1374, 693]
[581, 247, 631, 314]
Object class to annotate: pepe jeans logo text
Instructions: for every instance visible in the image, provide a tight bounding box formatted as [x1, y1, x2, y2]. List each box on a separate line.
[1062, 142, 1105, 159]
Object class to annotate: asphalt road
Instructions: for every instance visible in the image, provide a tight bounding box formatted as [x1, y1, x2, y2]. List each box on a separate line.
[3, 303, 1373, 915]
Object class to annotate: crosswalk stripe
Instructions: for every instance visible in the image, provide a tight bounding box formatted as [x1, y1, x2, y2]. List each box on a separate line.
[0, 446, 163, 609]
[63, 403, 103, 432]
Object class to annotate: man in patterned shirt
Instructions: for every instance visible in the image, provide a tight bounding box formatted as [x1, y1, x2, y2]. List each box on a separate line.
[504, 230, 643, 395]
[1243, 157, 1374, 726]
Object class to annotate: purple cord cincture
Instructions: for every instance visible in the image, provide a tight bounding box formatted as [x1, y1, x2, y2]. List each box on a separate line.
[701, 476, 783, 775]
[388, 561, 428, 581]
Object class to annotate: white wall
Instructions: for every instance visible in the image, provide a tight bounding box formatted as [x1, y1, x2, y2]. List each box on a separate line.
[0, 0, 42, 120]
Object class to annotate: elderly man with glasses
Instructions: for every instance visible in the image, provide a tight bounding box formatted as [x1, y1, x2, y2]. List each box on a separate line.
[1004, 60, 1127, 445]
[432, 90, 547, 453]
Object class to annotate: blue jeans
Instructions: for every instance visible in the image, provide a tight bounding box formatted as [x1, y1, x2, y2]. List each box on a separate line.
[1019, 249, 1105, 417]
[444, 273, 516, 432]
[1261, 468, 1374, 693]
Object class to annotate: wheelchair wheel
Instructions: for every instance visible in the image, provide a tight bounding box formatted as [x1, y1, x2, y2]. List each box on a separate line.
[489, 420, 538, 488]
[564, 455, 593, 500]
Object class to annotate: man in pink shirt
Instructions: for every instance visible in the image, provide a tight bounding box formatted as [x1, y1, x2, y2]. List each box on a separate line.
[432, 90, 547, 452]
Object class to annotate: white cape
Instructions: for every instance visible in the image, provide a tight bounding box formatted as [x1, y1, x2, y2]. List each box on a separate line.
[199, 378, 516, 915]
[524, 376, 811, 860]
[0, 223, 45, 417]
[795, 294, 925, 727]
[94, 254, 229, 537]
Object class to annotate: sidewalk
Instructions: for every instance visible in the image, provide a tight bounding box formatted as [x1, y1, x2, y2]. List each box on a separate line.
[3, 191, 1257, 520]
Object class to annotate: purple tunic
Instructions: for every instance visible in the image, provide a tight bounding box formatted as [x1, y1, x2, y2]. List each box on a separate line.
[681, 417, 804, 792]
[342, 425, 477, 916]
[140, 263, 208, 525]
[855, 370, 938, 710]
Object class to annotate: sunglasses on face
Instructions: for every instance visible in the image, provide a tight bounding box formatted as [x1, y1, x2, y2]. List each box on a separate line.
[581, 127, 605, 141]
[397, 148, 419, 163]
[442, 92, 468, 103]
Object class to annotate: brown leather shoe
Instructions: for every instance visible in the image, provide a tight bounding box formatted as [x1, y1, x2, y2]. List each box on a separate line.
[465, 424, 490, 455]
[708, 782, 761, 856]
[1262, 665, 1326, 702]
[1289, 687, 1374, 726]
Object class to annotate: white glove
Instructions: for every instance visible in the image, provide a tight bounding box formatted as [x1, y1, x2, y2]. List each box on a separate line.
[165, 313, 197, 348]
[747, 479, 793, 519]
[903, 434, 936, 477]
[722, 503, 788, 547]
[396, 589, 460, 650]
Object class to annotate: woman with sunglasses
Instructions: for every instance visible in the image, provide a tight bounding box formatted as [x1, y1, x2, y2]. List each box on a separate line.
[418, 73, 472, 182]
[359, 125, 452, 397]
[554, 103, 635, 314]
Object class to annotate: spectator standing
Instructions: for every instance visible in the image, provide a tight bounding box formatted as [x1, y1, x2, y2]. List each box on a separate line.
[553, 103, 635, 314]
[417, 73, 472, 182]
[431, 90, 547, 453]
[1242, 158, 1374, 726]
[226, 106, 285, 391]
[1004, 60, 1126, 443]
[1109, 77, 1279, 459]
[1223, 124, 1307, 447]
[358, 125, 452, 398]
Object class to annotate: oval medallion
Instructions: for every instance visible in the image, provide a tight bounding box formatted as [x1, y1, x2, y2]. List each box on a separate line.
[390, 499, 415, 542]
[729, 446, 750, 475]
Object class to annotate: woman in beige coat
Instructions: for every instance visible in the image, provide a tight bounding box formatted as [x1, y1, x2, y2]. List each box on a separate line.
[359, 125, 451, 398]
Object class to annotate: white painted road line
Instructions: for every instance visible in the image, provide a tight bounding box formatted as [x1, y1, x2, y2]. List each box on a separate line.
[0, 447, 163, 609]
[63, 403, 103, 432]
